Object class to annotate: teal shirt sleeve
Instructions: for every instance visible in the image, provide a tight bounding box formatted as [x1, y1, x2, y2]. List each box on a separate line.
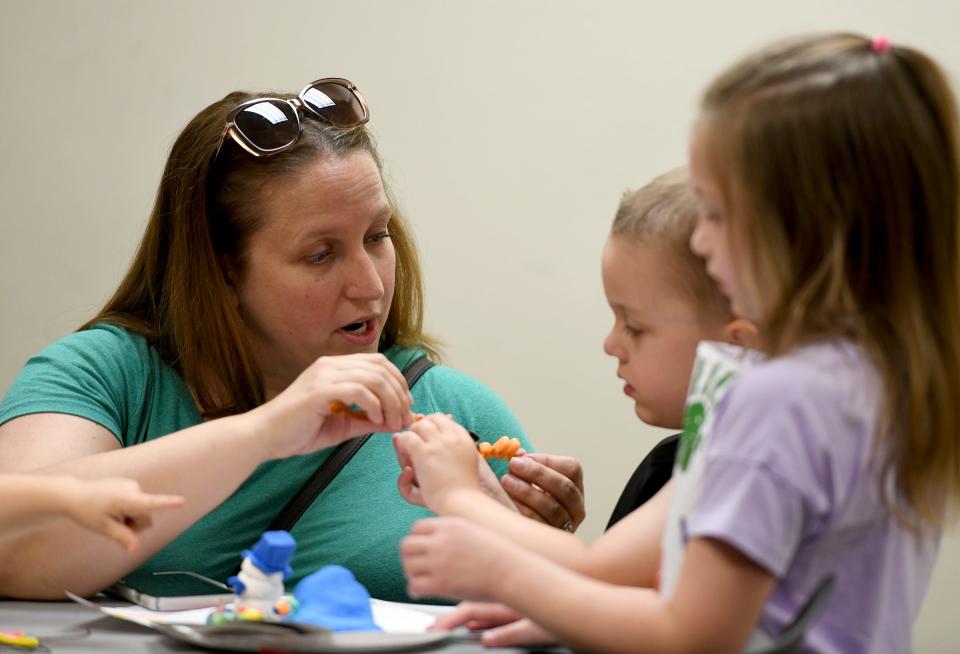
[0, 325, 149, 444]
[0, 324, 199, 448]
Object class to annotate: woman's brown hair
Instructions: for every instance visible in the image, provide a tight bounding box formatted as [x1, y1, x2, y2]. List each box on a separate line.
[82, 90, 438, 418]
[699, 33, 960, 528]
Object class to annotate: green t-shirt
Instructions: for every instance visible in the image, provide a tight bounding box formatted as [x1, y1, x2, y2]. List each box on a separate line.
[0, 324, 530, 601]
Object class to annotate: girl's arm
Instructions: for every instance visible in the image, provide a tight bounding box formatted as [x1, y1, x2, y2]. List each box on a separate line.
[402, 517, 774, 654]
[0, 353, 412, 599]
[394, 414, 669, 587]
[0, 474, 184, 551]
[0, 413, 269, 598]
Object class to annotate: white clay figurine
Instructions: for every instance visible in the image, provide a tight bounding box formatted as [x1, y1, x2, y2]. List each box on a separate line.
[226, 530, 297, 615]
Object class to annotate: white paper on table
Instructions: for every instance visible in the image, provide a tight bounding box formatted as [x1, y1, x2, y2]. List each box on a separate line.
[370, 598, 453, 633]
[67, 591, 451, 634]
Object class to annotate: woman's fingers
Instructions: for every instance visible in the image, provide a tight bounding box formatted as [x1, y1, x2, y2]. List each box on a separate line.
[523, 453, 584, 494]
[310, 354, 413, 429]
[330, 370, 404, 425]
[502, 454, 586, 530]
[323, 383, 389, 426]
[500, 472, 569, 528]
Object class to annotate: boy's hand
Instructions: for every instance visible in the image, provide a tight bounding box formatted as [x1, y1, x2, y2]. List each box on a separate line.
[62, 478, 185, 553]
[395, 440, 516, 511]
[401, 517, 509, 602]
[392, 414, 482, 513]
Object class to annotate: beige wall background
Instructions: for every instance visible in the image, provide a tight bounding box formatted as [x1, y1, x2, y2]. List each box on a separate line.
[1, 0, 957, 648]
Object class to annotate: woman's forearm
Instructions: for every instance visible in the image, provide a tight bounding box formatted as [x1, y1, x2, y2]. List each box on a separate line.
[0, 413, 269, 598]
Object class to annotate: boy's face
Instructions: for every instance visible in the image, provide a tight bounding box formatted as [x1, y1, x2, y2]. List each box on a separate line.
[602, 236, 725, 429]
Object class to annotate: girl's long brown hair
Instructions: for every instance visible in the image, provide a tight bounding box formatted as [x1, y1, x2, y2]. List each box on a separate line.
[82, 90, 438, 418]
[701, 33, 960, 529]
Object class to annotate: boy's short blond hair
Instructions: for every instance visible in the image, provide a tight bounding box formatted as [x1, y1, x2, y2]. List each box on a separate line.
[611, 167, 731, 323]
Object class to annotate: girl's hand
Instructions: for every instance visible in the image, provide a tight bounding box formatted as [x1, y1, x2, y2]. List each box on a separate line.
[392, 414, 482, 513]
[429, 601, 557, 647]
[400, 517, 510, 602]
[61, 477, 185, 553]
[501, 453, 586, 531]
[429, 601, 523, 632]
[478, 617, 557, 648]
[254, 353, 414, 460]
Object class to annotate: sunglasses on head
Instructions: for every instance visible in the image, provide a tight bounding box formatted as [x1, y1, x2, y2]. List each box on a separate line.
[215, 78, 369, 158]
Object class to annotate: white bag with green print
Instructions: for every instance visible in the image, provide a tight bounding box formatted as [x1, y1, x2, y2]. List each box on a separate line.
[659, 341, 759, 599]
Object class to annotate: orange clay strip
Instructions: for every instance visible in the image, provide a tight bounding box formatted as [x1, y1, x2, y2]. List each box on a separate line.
[329, 401, 426, 424]
[330, 404, 516, 458]
[329, 400, 369, 421]
[478, 436, 522, 460]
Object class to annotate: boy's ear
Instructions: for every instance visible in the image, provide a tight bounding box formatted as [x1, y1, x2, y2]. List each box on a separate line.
[722, 318, 759, 349]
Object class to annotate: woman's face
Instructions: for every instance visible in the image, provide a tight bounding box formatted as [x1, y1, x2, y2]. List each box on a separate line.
[232, 151, 396, 394]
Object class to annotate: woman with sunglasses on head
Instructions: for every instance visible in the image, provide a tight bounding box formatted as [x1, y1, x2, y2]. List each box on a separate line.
[0, 79, 584, 600]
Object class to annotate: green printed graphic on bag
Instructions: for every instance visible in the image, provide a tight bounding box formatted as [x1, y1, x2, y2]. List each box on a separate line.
[677, 359, 735, 472]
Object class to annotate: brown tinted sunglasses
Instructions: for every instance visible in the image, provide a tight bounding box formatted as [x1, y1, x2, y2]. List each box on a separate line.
[215, 78, 369, 158]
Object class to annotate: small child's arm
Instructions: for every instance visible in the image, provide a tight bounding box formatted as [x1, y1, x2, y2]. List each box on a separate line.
[403, 516, 774, 654]
[394, 433, 517, 511]
[395, 415, 668, 587]
[0, 474, 184, 553]
[392, 414, 484, 507]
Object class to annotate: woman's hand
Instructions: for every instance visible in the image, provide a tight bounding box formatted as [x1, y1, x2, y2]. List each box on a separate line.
[401, 517, 511, 602]
[501, 453, 586, 531]
[60, 477, 185, 553]
[254, 353, 414, 460]
[392, 414, 483, 513]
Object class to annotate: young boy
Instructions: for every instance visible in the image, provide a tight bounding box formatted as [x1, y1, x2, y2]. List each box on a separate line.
[393, 168, 755, 645]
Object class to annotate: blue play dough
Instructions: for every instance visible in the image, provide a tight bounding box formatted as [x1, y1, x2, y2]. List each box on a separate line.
[288, 565, 382, 632]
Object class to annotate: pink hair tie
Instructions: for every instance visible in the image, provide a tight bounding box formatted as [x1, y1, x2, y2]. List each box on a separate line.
[870, 34, 892, 53]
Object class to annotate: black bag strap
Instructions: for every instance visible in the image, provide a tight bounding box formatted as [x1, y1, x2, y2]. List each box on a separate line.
[264, 355, 435, 535]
